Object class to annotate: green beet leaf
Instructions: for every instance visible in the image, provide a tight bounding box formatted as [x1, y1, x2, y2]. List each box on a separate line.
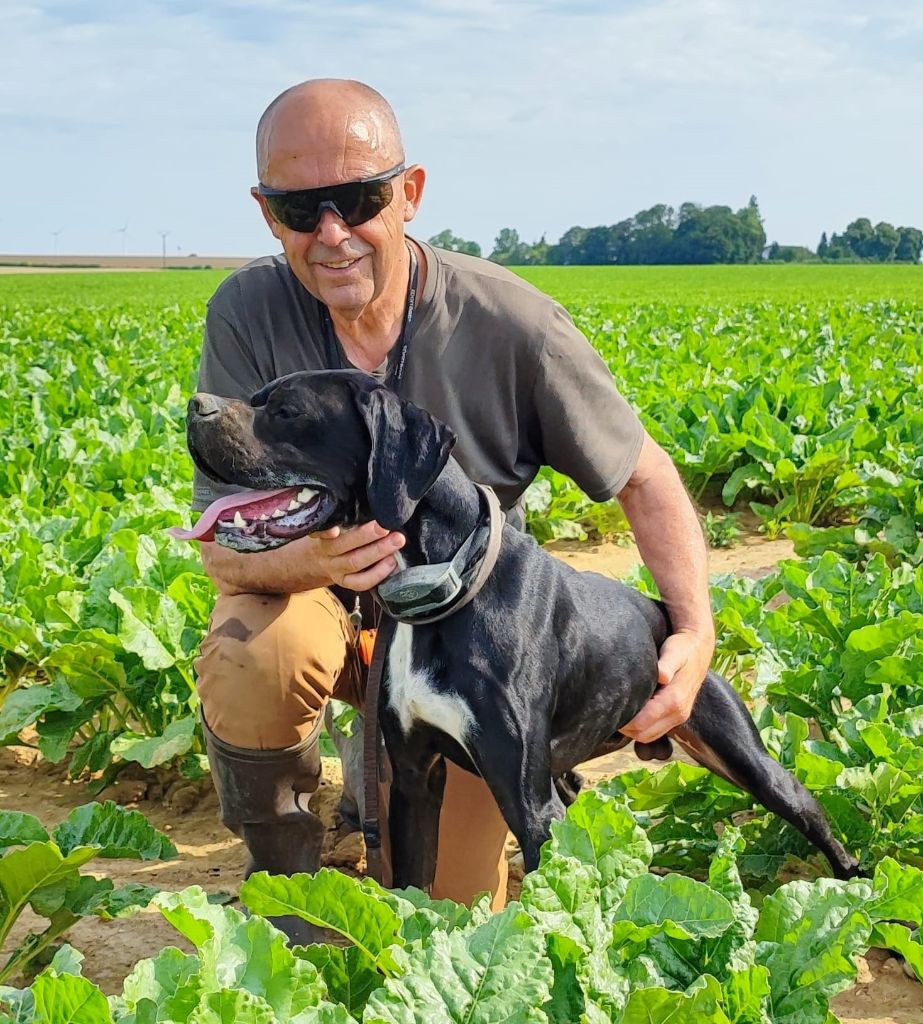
[520, 850, 605, 951]
[296, 944, 383, 1018]
[241, 870, 403, 972]
[612, 873, 736, 939]
[0, 811, 49, 849]
[719, 965, 772, 1024]
[111, 946, 205, 1024]
[53, 802, 177, 860]
[869, 857, 923, 927]
[545, 789, 651, 911]
[754, 877, 873, 1024]
[107, 586, 186, 670]
[0, 680, 82, 738]
[620, 975, 731, 1024]
[187, 988, 275, 1024]
[31, 970, 113, 1024]
[869, 922, 923, 982]
[154, 886, 329, 1020]
[109, 716, 197, 769]
[364, 905, 553, 1024]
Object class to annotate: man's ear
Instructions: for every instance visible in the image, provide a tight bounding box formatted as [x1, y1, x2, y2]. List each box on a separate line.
[355, 387, 455, 530]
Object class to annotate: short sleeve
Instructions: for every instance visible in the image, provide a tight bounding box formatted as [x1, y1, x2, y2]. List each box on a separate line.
[531, 302, 644, 500]
[190, 304, 263, 512]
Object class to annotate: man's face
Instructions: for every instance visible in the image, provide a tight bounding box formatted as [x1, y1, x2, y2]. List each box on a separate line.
[252, 111, 424, 319]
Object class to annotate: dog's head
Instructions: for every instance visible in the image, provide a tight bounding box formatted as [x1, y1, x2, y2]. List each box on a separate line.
[184, 370, 456, 551]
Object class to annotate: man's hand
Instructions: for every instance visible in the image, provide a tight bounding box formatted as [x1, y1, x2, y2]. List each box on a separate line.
[311, 521, 405, 591]
[620, 628, 715, 744]
[200, 519, 404, 597]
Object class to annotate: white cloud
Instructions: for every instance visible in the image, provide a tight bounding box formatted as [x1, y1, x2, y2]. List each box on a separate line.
[1, 0, 921, 254]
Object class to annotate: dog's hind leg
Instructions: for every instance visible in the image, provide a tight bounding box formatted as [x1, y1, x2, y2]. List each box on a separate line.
[671, 671, 860, 880]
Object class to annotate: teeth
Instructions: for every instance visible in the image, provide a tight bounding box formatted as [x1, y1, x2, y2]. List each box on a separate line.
[297, 488, 316, 502]
[259, 514, 269, 521]
[287, 499, 302, 511]
[233, 511, 246, 528]
[324, 259, 354, 269]
[271, 509, 286, 518]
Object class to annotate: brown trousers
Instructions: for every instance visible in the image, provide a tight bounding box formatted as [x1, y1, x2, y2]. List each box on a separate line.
[195, 588, 509, 910]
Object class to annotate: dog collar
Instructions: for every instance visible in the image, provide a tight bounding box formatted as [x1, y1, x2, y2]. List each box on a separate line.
[375, 484, 504, 624]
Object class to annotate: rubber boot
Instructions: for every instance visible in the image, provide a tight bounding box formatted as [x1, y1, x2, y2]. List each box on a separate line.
[202, 715, 327, 945]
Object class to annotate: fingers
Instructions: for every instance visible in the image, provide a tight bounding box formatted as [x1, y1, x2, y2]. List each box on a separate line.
[656, 634, 690, 686]
[316, 521, 405, 591]
[340, 555, 402, 592]
[621, 634, 705, 743]
[320, 520, 390, 555]
[620, 685, 692, 743]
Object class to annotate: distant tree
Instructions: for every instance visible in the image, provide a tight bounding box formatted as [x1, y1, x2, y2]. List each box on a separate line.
[868, 222, 900, 262]
[547, 226, 588, 265]
[427, 229, 481, 258]
[817, 232, 829, 258]
[842, 218, 877, 259]
[525, 234, 551, 265]
[825, 232, 853, 260]
[488, 228, 532, 265]
[619, 205, 676, 264]
[672, 203, 764, 264]
[767, 243, 816, 263]
[895, 226, 923, 263]
[736, 195, 767, 261]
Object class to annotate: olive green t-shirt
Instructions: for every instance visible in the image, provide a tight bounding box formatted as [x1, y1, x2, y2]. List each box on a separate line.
[192, 240, 644, 521]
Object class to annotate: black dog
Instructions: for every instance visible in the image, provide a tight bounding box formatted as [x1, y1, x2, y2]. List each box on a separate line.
[185, 369, 858, 887]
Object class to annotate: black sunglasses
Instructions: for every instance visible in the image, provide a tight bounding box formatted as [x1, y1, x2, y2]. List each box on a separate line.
[256, 163, 406, 233]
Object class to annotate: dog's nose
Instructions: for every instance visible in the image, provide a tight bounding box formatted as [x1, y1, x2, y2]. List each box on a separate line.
[189, 393, 222, 418]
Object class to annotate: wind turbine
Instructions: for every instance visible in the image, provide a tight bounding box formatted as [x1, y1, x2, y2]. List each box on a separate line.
[115, 221, 129, 256]
[158, 230, 170, 268]
[51, 228, 63, 256]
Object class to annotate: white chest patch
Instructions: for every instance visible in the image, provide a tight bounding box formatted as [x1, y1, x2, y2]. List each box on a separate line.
[386, 622, 474, 753]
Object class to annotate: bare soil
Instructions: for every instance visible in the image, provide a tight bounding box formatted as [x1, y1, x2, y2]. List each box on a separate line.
[1, 537, 920, 1021]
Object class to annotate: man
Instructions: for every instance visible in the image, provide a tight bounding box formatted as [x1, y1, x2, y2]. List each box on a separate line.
[192, 78, 715, 936]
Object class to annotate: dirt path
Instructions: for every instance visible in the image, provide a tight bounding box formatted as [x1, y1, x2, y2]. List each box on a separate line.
[1, 537, 920, 1021]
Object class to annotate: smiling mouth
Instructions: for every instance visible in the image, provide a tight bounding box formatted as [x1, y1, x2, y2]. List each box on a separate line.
[169, 485, 336, 552]
[317, 255, 364, 270]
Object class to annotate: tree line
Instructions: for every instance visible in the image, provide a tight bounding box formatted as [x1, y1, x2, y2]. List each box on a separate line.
[428, 200, 923, 266]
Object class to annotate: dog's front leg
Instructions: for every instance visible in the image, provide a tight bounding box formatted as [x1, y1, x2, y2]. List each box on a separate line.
[381, 714, 446, 892]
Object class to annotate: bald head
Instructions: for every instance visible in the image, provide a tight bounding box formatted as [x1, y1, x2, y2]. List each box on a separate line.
[256, 79, 404, 184]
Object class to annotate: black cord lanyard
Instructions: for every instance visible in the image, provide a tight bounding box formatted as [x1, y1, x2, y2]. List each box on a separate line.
[321, 243, 419, 393]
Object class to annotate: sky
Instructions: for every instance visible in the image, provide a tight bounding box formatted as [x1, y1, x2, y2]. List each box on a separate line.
[2, 0, 922, 258]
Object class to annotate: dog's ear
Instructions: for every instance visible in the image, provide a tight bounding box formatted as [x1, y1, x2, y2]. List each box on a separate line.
[355, 387, 456, 530]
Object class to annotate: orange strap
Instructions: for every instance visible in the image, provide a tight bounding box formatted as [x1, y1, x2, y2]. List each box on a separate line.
[358, 628, 377, 668]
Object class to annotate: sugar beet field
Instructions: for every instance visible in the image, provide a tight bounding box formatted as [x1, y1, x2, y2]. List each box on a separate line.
[0, 264, 922, 1023]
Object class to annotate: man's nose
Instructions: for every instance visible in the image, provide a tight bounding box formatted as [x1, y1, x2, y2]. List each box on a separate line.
[189, 393, 223, 418]
[314, 208, 352, 247]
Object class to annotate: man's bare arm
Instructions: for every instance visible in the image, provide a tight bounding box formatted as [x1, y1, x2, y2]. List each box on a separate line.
[200, 521, 406, 597]
[617, 431, 716, 742]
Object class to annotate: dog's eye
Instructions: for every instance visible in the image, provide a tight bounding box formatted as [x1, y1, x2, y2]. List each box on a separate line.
[273, 405, 295, 420]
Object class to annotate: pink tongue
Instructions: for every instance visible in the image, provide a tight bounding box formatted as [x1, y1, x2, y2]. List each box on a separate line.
[168, 487, 299, 543]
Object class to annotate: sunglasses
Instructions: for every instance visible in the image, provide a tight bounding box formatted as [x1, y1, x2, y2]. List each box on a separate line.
[256, 163, 406, 233]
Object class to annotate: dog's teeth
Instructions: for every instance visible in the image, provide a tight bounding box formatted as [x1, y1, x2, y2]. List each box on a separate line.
[297, 487, 316, 502]
[233, 511, 246, 528]
[271, 509, 286, 518]
[258, 514, 269, 521]
[287, 499, 302, 511]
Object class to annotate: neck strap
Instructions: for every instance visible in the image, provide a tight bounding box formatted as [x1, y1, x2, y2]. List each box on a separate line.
[321, 242, 419, 392]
